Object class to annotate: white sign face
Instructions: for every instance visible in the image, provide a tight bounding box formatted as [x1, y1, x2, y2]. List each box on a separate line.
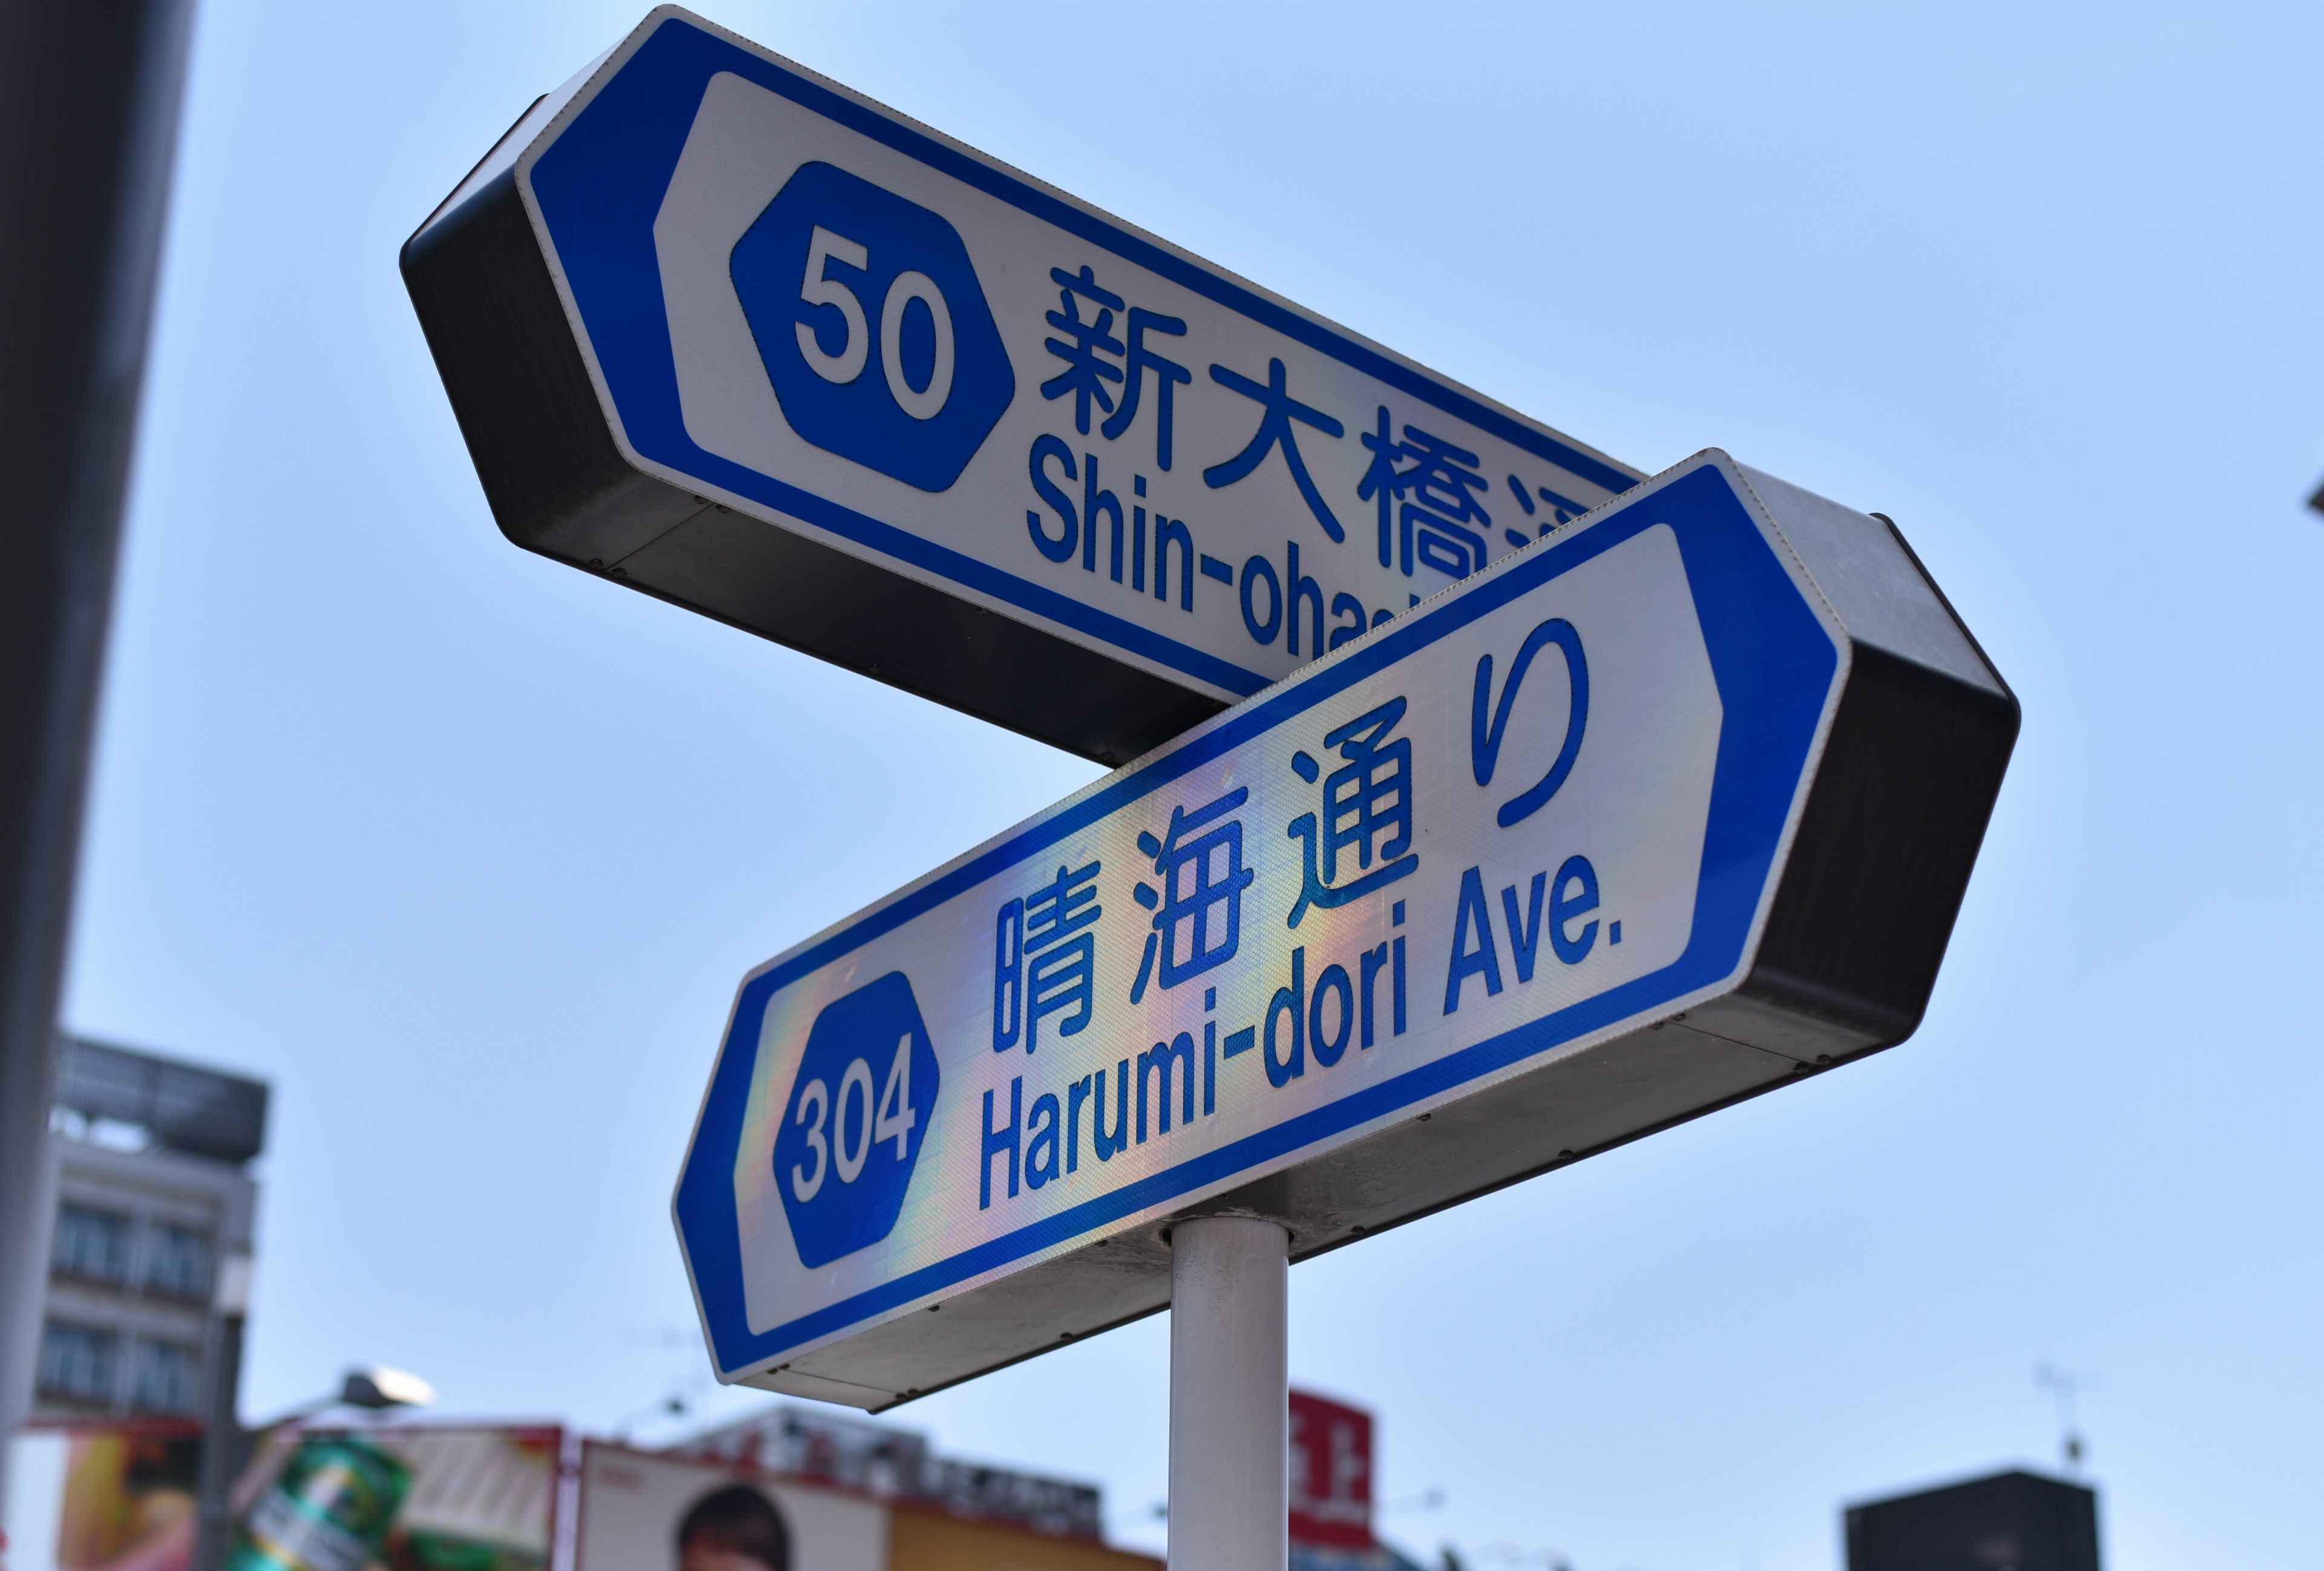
[503, 7, 1638, 708]
[674, 453, 1850, 1387]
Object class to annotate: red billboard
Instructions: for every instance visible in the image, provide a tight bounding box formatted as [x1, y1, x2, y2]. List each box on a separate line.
[1287, 1392, 1371, 1551]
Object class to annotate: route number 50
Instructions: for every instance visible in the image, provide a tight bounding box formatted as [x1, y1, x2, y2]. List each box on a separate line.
[795, 224, 956, 421]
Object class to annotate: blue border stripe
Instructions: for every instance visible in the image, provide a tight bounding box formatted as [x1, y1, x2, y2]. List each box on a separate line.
[696, 45, 1636, 495]
[738, 952, 1714, 1353]
[672, 463, 1839, 1374]
[527, 18, 1637, 705]
[750, 474, 1643, 994]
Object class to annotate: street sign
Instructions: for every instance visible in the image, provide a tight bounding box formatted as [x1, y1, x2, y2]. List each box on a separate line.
[670, 452, 2017, 1409]
[400, 7, 1641, 765]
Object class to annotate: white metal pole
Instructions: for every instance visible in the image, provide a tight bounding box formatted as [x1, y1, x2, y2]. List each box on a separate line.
[1167, 1216, 1288, 1571]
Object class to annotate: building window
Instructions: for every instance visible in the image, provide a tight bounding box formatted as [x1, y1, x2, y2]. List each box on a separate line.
[144, 1224, 213, 1301]
[128, 1339, 202, 1415]
[37, 1321, 117, 1404]
[51, 1204, 131, 1284]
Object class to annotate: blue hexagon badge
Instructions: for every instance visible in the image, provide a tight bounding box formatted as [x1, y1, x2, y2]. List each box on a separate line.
[772, 971, 940, 1269]
[731, 162, 1014, 492]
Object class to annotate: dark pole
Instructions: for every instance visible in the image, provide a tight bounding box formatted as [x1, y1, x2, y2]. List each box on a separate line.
[189, 1300, 248, 1571]
[0, 0, 197, 1532]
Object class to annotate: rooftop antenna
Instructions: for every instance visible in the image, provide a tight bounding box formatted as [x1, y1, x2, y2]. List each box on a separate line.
[2035, 1363, 2096, 1472]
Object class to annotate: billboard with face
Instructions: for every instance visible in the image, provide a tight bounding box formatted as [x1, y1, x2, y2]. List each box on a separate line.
[576, 1443, 885, 1571]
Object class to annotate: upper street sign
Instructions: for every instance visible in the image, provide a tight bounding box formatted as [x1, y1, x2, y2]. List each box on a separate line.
[671, 452, 2017, 1410]
[400, 7, 1640, 764]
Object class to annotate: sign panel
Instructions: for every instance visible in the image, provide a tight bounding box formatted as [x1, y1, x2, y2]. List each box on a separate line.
[671, 453, 2018, 1408]
[401, 7, 1641, 763]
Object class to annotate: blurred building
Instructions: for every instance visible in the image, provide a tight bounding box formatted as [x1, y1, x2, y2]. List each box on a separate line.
[675, 1405, 1106, 1541]
[27, 1037, 266, 1426]
[1844, 1469, 2101, 1571]
[675, 1388, 1434, 1571]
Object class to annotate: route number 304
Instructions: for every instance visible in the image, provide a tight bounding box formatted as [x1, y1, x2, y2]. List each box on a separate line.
[788, 1032, 917, 1200]
[769, 971, 943, 1268]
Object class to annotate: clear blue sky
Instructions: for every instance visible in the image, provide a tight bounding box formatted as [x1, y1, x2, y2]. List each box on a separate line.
[41, 2, 2324, 1568]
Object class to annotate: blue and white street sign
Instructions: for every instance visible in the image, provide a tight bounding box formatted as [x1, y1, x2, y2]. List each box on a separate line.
[402, 8, 1641, 764]
[671, 452, 2018, 1409]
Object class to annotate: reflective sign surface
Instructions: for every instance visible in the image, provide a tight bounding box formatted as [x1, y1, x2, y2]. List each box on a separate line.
[674, 452, 1848, 1384]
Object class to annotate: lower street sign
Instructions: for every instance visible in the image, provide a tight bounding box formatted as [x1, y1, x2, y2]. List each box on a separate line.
[671, 452, 2017, 1409]
[400, 7, 1640, 766]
